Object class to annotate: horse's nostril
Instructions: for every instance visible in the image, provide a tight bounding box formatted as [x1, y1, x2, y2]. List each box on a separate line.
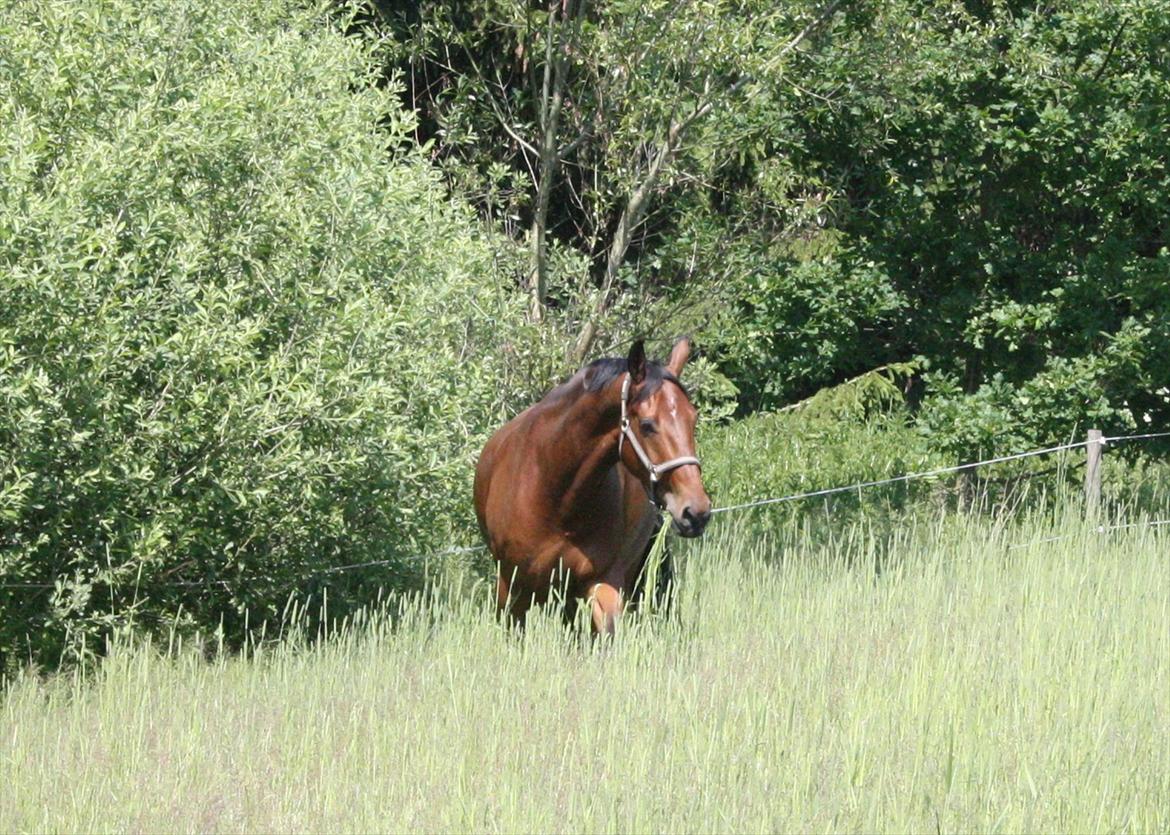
[682, 505, 709, 531]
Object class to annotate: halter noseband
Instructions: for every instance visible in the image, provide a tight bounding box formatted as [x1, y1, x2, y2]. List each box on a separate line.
[619, 373, 701, 485]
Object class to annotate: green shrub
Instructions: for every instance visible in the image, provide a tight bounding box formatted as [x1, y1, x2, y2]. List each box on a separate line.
[0, 0, 547, 669]
[699, 382, 1170, 545]
[718, 251, 907, 412]
[699, 409, 943, 539]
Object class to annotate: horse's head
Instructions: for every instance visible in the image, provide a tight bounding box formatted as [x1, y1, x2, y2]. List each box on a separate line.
[620, 338, 712, 538]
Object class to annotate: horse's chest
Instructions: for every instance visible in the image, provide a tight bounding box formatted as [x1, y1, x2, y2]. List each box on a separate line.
[560, 510, 655, 585]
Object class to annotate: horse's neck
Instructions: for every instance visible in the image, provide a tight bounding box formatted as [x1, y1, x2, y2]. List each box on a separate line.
[542, 381, 624, 522]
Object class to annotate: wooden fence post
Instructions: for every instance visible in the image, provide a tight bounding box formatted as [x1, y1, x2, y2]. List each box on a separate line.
[1084, 428, 1103, 517]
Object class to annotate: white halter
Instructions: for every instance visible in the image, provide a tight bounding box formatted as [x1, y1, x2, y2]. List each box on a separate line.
[619, 373, 701, 484]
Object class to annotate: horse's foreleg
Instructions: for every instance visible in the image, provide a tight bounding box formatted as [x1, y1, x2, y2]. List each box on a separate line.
[497, 573, 534, 630]
[496, 574, 511, 614]
[585, 582, 624, 636]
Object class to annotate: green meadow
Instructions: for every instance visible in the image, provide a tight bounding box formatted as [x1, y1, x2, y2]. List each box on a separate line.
[3, 510, 1166, 833]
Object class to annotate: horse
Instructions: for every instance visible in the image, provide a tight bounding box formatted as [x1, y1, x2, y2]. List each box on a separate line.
[473, 337, 712, 633]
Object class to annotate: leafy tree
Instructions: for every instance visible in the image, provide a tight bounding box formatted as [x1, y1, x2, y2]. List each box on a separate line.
[379, 0, 847, 363]
[383, 0, 1169, 451]
[0, 0, 550, 668]
[769, 0, 1170, 446]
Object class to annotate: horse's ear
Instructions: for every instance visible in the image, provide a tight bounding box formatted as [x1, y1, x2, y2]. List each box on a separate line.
[627, 339, 647, 384]
[666, 336, 691, 377]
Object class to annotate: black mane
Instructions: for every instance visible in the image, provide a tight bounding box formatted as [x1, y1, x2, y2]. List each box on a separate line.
[581, 356, 688, 404]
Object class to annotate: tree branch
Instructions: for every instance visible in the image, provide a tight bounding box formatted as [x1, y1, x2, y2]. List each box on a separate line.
[1091, 18, 1129, 83]
[568, 0, 845, 363]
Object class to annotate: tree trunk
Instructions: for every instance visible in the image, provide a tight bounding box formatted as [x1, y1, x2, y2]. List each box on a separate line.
[568, 0, 842, 363]
[570, 104, 702, 363]
[529, 0, 587, 322]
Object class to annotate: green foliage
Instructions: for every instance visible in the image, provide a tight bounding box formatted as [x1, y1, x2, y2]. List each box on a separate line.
[779, 362, 919, 422]
[720, 255, 907, 409]
[698, 378, 946, 542]
[0, 0, 549, 669]
[915, 328, 1145, 463]
[383, 0, 1170, 454]
[710, 0, 1170, 445]
[697, 375, 1170, 549]
[379, 0, 852, 359]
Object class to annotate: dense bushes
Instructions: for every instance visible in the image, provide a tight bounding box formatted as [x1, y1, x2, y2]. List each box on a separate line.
[714, 1, 1170, 443]
[0, 0, 551, 668]
[699, 388, 1170, 547]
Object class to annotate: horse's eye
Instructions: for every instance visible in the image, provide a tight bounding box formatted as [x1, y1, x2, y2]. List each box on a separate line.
[640, 419, 657, 435]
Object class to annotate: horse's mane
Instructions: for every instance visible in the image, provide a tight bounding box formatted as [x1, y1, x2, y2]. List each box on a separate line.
[579, 356, 688, 405]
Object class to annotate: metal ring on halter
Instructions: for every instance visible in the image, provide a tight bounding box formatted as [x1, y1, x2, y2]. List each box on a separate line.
[619, 373, 701, 484]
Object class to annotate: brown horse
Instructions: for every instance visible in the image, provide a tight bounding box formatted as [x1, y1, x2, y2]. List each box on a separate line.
[473, 338, 712, 633]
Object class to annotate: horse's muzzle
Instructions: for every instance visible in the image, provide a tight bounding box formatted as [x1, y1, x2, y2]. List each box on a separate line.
[673, 505, 711, 538]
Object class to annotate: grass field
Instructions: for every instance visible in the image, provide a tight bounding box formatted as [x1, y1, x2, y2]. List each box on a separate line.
[2, 510, 1167, 833]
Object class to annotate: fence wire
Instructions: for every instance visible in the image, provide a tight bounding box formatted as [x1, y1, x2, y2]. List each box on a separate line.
[709, 430, 1170, 515]
[3, 430, 1169, 591]
[1008, 519, 1170, 550]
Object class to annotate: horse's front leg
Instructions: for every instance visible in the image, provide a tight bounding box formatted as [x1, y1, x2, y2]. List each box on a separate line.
[584, 581, 624, 635]
[496, 573, 536, 630]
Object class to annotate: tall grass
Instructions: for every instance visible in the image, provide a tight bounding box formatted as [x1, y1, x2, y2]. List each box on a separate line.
[2, 510, 1166, 833]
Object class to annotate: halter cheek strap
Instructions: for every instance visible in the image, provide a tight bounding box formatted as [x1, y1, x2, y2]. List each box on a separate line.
[619, 373, 701, 484]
